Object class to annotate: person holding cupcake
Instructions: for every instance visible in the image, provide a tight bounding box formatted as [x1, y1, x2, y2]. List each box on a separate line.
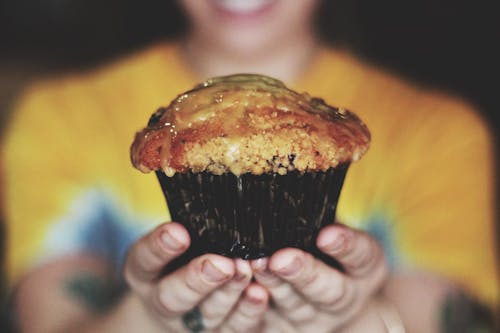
[2, 0, 497, 332]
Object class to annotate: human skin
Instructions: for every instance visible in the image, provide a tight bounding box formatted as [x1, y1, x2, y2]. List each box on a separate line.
[179, 0, 319, 81]
[10, 1, 495, 332]
[14, 221, 472, 333]
[121, 222, 393, 332]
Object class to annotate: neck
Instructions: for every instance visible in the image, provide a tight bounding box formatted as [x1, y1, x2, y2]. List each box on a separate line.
[181, 29, 319, 83]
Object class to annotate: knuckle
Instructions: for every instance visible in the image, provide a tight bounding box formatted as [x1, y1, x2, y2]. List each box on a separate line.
[212, 292, 232, 305]
[321, 278, 347, 308]
[239, 307, 258, 321]
[211, 289, 238, 305]
[185, 263, 209, 295]
[156, 280, 190, 315]
[146, 232, 168, 261]
[327, 282, 357, 312]
[269, 282, 294, 302]
[354, 247, 375, 269]
[200, 295, 232, 320]
[299, 270, 320, 290]
[294, 255, 319, 288]
[123, 256, 147, 293]
[347, 238, 378, 274]
[132, 237, 164, 274]
[232, 306, 262, 328]
[298, 260, 329, 297]
[200, 316, 220, 331]
[286, 303, 316, 322]
[185, 277, 204, 296]
[256, 272, 282, 287]
[123, 265, 135, 287]
[227, 277, 251, 291]
[200, 308, 223, 324]
[278, 292, 303, 311]
[156, 292, 184, 316]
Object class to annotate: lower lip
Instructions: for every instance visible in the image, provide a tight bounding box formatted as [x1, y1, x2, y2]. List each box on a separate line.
[211, 0, 277, 20]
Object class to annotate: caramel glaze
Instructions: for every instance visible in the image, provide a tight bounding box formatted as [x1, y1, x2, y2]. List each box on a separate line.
[131, 74, 370, 176]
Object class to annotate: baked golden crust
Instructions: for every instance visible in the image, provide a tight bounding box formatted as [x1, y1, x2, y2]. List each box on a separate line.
[131, 74, 370, 176]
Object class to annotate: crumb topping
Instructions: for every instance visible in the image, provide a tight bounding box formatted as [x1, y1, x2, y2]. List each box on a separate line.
[131, 74, 370, 176]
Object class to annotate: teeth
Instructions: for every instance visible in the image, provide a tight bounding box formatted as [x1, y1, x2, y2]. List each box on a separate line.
[215, 0, 274, 13]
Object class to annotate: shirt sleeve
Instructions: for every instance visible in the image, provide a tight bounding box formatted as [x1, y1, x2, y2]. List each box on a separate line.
[338, 90, 497, 307]
[392, 99, 498, 307]
[2, 80, 148, 284]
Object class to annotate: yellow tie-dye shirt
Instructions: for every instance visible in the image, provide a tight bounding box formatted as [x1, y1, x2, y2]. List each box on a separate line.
[3, 43, 498, 307]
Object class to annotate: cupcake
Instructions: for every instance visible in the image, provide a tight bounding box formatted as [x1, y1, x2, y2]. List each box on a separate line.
[131, 74, 370, 269]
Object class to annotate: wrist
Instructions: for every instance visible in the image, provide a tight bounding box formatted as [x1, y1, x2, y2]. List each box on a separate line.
[336, 298, 405, 333]
[374, 297, 406, 333]
[69, 293, 165, 333]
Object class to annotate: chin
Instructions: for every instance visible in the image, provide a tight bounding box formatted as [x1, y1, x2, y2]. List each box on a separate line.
[218, 32, 279, 57]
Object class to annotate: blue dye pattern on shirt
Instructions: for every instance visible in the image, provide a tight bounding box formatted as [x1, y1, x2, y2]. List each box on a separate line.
[364, 214, 399, 268]
[44, 190, 148, 273]
[78, 199, 140, 271]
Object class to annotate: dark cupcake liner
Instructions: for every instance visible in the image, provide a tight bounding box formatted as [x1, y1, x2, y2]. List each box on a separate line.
[157, 164, 349, 273]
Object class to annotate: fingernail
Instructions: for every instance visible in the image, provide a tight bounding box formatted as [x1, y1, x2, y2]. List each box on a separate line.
[160, 230, 184, 251]
[320, 230, 350, 253]
[233, 259, 252, 282]
[277, 256, 302, 277]
[247, 294, 264, 304]
[329, 234, 346, 252]
[250, 258, 268, 273]
[234, 270, 248, 282]
[202, 260, 230, 283]
[246, 286, 267, 304]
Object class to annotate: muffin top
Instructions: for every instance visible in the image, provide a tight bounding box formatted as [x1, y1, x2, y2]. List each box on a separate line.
[131, 74, 370, 176]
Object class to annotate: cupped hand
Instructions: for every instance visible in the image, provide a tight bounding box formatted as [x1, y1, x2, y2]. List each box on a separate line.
[124, 222, 269, 333]
[252, 224, 389, 333]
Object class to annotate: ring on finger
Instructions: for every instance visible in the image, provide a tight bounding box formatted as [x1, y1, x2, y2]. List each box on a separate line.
[182, 307, 205, 333]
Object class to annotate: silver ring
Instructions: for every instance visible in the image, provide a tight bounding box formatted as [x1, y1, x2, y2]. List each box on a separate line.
[182, 307, 204, 332]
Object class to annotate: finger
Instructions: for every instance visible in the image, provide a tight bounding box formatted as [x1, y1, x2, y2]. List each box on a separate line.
[269, 248, 355, 312]
[153, 254, 235, 316]
[252, 258, 299, 308]
[251, 258, 317, 323]
[124, 222, 190, 290]
[199, 259, 252, 330]
[317, 224, 388, 280]
[221, 283, 269, 333]
[251, 258, 282, 288]
[262, 309, 299, 333]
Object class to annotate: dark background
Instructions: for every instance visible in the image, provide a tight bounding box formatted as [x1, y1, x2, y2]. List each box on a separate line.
[0, 0, 499, 324]
[1, 0, 499, 132]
